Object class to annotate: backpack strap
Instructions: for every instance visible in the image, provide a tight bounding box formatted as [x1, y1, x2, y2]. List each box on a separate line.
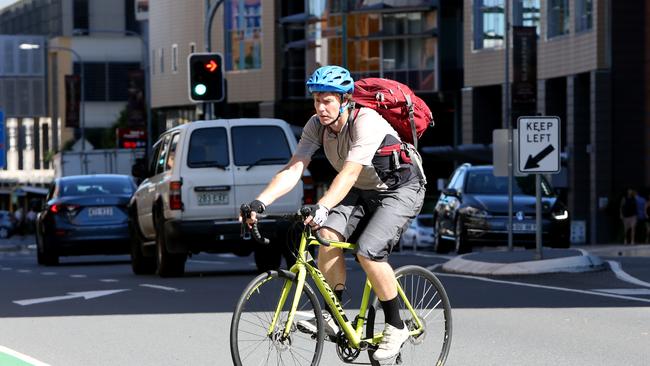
[402, 92, 418, 150]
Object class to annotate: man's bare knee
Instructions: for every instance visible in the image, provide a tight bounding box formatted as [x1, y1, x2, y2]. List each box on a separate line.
[319, 227, 344, 241]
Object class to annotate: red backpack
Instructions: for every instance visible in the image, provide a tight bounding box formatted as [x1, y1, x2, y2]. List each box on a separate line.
[352, 78, 434, 148]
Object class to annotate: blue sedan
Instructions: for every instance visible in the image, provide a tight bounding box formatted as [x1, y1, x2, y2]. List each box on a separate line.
[36, 175, 136, 265]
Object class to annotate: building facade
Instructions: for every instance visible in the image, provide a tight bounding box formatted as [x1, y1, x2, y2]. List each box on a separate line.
[463, 0, 650, 243]
[0, 0, 145, 204]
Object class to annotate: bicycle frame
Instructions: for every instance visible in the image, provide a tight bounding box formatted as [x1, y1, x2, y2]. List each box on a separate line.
[266, 228, 425, 349]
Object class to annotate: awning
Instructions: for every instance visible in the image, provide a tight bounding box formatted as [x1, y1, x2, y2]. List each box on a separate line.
[16, 186, 49, 195]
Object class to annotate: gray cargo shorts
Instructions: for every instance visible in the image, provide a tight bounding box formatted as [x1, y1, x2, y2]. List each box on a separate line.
[322, 179, 425, 262]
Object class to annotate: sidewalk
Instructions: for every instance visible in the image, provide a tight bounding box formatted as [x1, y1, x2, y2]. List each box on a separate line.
[441, 247, 606, 275]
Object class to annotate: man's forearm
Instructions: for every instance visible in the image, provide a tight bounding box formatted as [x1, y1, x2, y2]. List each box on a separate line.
[257, 161, 305, 205]
[318, 163, 361, 209]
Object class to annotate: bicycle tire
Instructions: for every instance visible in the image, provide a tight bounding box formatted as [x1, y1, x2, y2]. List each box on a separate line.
[230, 270, 325, 365]
[367, 265, 452, 366]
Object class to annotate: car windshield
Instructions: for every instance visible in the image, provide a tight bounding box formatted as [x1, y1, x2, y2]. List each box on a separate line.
[465, 170, 553, 197]
[60, 179, 134, 196]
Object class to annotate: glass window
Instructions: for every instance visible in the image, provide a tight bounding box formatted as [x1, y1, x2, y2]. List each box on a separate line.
[166, 133, 180, 170]
[60, 178, 135, 196]
[465, 170, 553, 196]
[225, 0, 262, 70]
[155, 134, 172, 175]
[187, 127, 229, 168]
[575, 0, 592, 32]
[73, 0, 88, 33]
[231, 126, 291, 166]
[548, 0, 570, 38]
[159, 48, 164, 74]
[149, 141, 162, 176]
[171, 44, 178, 73]
[513, 0, 540, 34]
[474, 0, 505, 50]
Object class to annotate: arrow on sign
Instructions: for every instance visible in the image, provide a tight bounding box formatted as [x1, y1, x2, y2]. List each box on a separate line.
[13, 289, 129, 306]
[524, 144, 555, 170]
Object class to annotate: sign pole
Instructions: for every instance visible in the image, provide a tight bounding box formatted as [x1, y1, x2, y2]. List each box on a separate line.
[535, 174, 542, 259]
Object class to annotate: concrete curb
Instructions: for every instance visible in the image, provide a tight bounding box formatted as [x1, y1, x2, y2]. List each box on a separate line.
[441, 249, 605, 275]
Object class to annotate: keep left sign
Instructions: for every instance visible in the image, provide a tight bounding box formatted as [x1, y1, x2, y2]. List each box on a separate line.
[517, 116, 561, 174]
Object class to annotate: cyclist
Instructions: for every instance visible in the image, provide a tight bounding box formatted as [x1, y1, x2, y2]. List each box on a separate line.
[241, 65, 426, 361]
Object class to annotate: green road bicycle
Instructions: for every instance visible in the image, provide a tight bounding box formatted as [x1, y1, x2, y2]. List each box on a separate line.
[230, 206, 452, 365]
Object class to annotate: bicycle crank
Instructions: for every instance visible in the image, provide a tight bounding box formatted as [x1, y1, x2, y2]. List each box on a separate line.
[335, 331, 361, 363]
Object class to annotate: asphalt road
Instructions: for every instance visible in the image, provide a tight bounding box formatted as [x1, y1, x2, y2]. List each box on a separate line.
[0, 237, 649, 365]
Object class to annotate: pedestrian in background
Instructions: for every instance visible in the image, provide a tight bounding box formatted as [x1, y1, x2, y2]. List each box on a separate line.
[620, 188, 638, 244]
[636, 191, 648, 243]
[13, 205, 24, 237]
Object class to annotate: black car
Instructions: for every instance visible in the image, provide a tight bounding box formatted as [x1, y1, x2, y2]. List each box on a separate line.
[433, 164, 570, 254]
[36, 174, 137, 265]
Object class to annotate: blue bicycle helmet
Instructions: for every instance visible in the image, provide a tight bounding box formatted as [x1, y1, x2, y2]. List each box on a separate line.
[306, 65, 354, 94]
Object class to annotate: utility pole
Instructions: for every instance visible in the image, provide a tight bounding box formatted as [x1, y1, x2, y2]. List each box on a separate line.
[203, 0, 224, 120]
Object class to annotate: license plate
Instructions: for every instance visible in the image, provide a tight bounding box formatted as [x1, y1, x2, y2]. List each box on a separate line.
[197, 192, 229, 206]
[512, 223, 536, 232]
[88, 207, 114, 217]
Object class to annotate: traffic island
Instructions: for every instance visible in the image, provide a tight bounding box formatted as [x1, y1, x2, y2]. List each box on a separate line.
[441, 248, 605, 275]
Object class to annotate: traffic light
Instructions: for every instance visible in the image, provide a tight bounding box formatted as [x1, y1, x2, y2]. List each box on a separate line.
[188, 52, 225, 103]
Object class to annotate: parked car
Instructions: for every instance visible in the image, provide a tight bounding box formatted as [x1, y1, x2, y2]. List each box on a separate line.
[400, 214, 434, 249]
[129, 118, 311, 277]
[0, 211, 16, 239]
[433, 164, 570, 254]
[35, 174, 137, 265]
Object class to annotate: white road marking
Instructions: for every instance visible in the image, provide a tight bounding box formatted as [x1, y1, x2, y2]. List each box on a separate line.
[593, 288, 650, 296]
[69, 274, 87, 278]
[17, 269, 32, 273]
[41, 272, 57, 275]
[139, 284, 185, 292]
[187, 259, 226, 265]
[100, 279, 119, 283]
[14, 289, 129, 306]
[429, 266, 650, 304]
[606, 260, 650, 288]
[0, 345, 51, 366]
[1, 267, 12, 271]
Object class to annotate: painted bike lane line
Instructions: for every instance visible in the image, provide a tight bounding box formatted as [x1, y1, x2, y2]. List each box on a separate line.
[0, 346, 50, 366]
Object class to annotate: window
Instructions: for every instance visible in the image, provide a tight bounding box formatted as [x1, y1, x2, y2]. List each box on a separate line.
[73, 0, 88, 33]
[231, 126, 290, 166]
[155, 134, 172, 175]
[474, 0, 505, 50]
[187, 127, 229, 168]
[171, 44, 178, 73]
[74, 62, 141, 101]
[166, 133, 180, 170]
[513, 0, 540, 34]
[225, 0, 262, 70]
[189, 42, 196, 54]
[548, 0, 570, 38]
[150, 49, 155, 75]
[465, 170, 552, 196]
[149, 141, 162, 176]
[575, 0, 592, 32]
[60, 179, 135, 196]
[159, 48, 165, 74]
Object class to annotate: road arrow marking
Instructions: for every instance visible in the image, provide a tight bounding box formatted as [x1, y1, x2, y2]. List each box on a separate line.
[13, 289, 129, 306]
[524, 144, 555, 169]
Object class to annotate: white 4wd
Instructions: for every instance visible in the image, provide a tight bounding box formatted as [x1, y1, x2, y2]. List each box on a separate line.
[129, 118, 312, 277]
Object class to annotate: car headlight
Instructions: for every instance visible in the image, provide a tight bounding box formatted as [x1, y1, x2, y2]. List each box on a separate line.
[465, 206, 489, 218]
[552, 209, 569, 220]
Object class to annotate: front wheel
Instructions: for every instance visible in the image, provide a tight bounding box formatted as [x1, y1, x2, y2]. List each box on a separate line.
[230, 270, 324, 366]
[368, 265, 452, 366]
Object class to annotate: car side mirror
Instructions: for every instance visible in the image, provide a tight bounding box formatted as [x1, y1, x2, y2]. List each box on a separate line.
[131, 158, 147, 179]
[443, 188, 460, 198]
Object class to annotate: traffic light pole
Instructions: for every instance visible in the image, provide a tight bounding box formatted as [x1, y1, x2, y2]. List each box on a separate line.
[204, 0, 224, 120]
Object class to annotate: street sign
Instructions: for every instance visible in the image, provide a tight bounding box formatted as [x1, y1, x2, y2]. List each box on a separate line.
[0, 110, 5, 169]
[517, 116, 561, 174]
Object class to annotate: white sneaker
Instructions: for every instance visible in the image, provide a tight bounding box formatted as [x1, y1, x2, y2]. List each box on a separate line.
[373, 322, 410, 361]
[297, 310, 339, 338]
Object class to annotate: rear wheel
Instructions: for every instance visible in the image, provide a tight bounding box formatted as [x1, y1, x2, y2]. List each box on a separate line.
[368, 265, 453, 366]
[129, 212, 156, 275]
[154, 210, 186, 277]
[230, 270, 324, 365]
[36, 230, 58, 266]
